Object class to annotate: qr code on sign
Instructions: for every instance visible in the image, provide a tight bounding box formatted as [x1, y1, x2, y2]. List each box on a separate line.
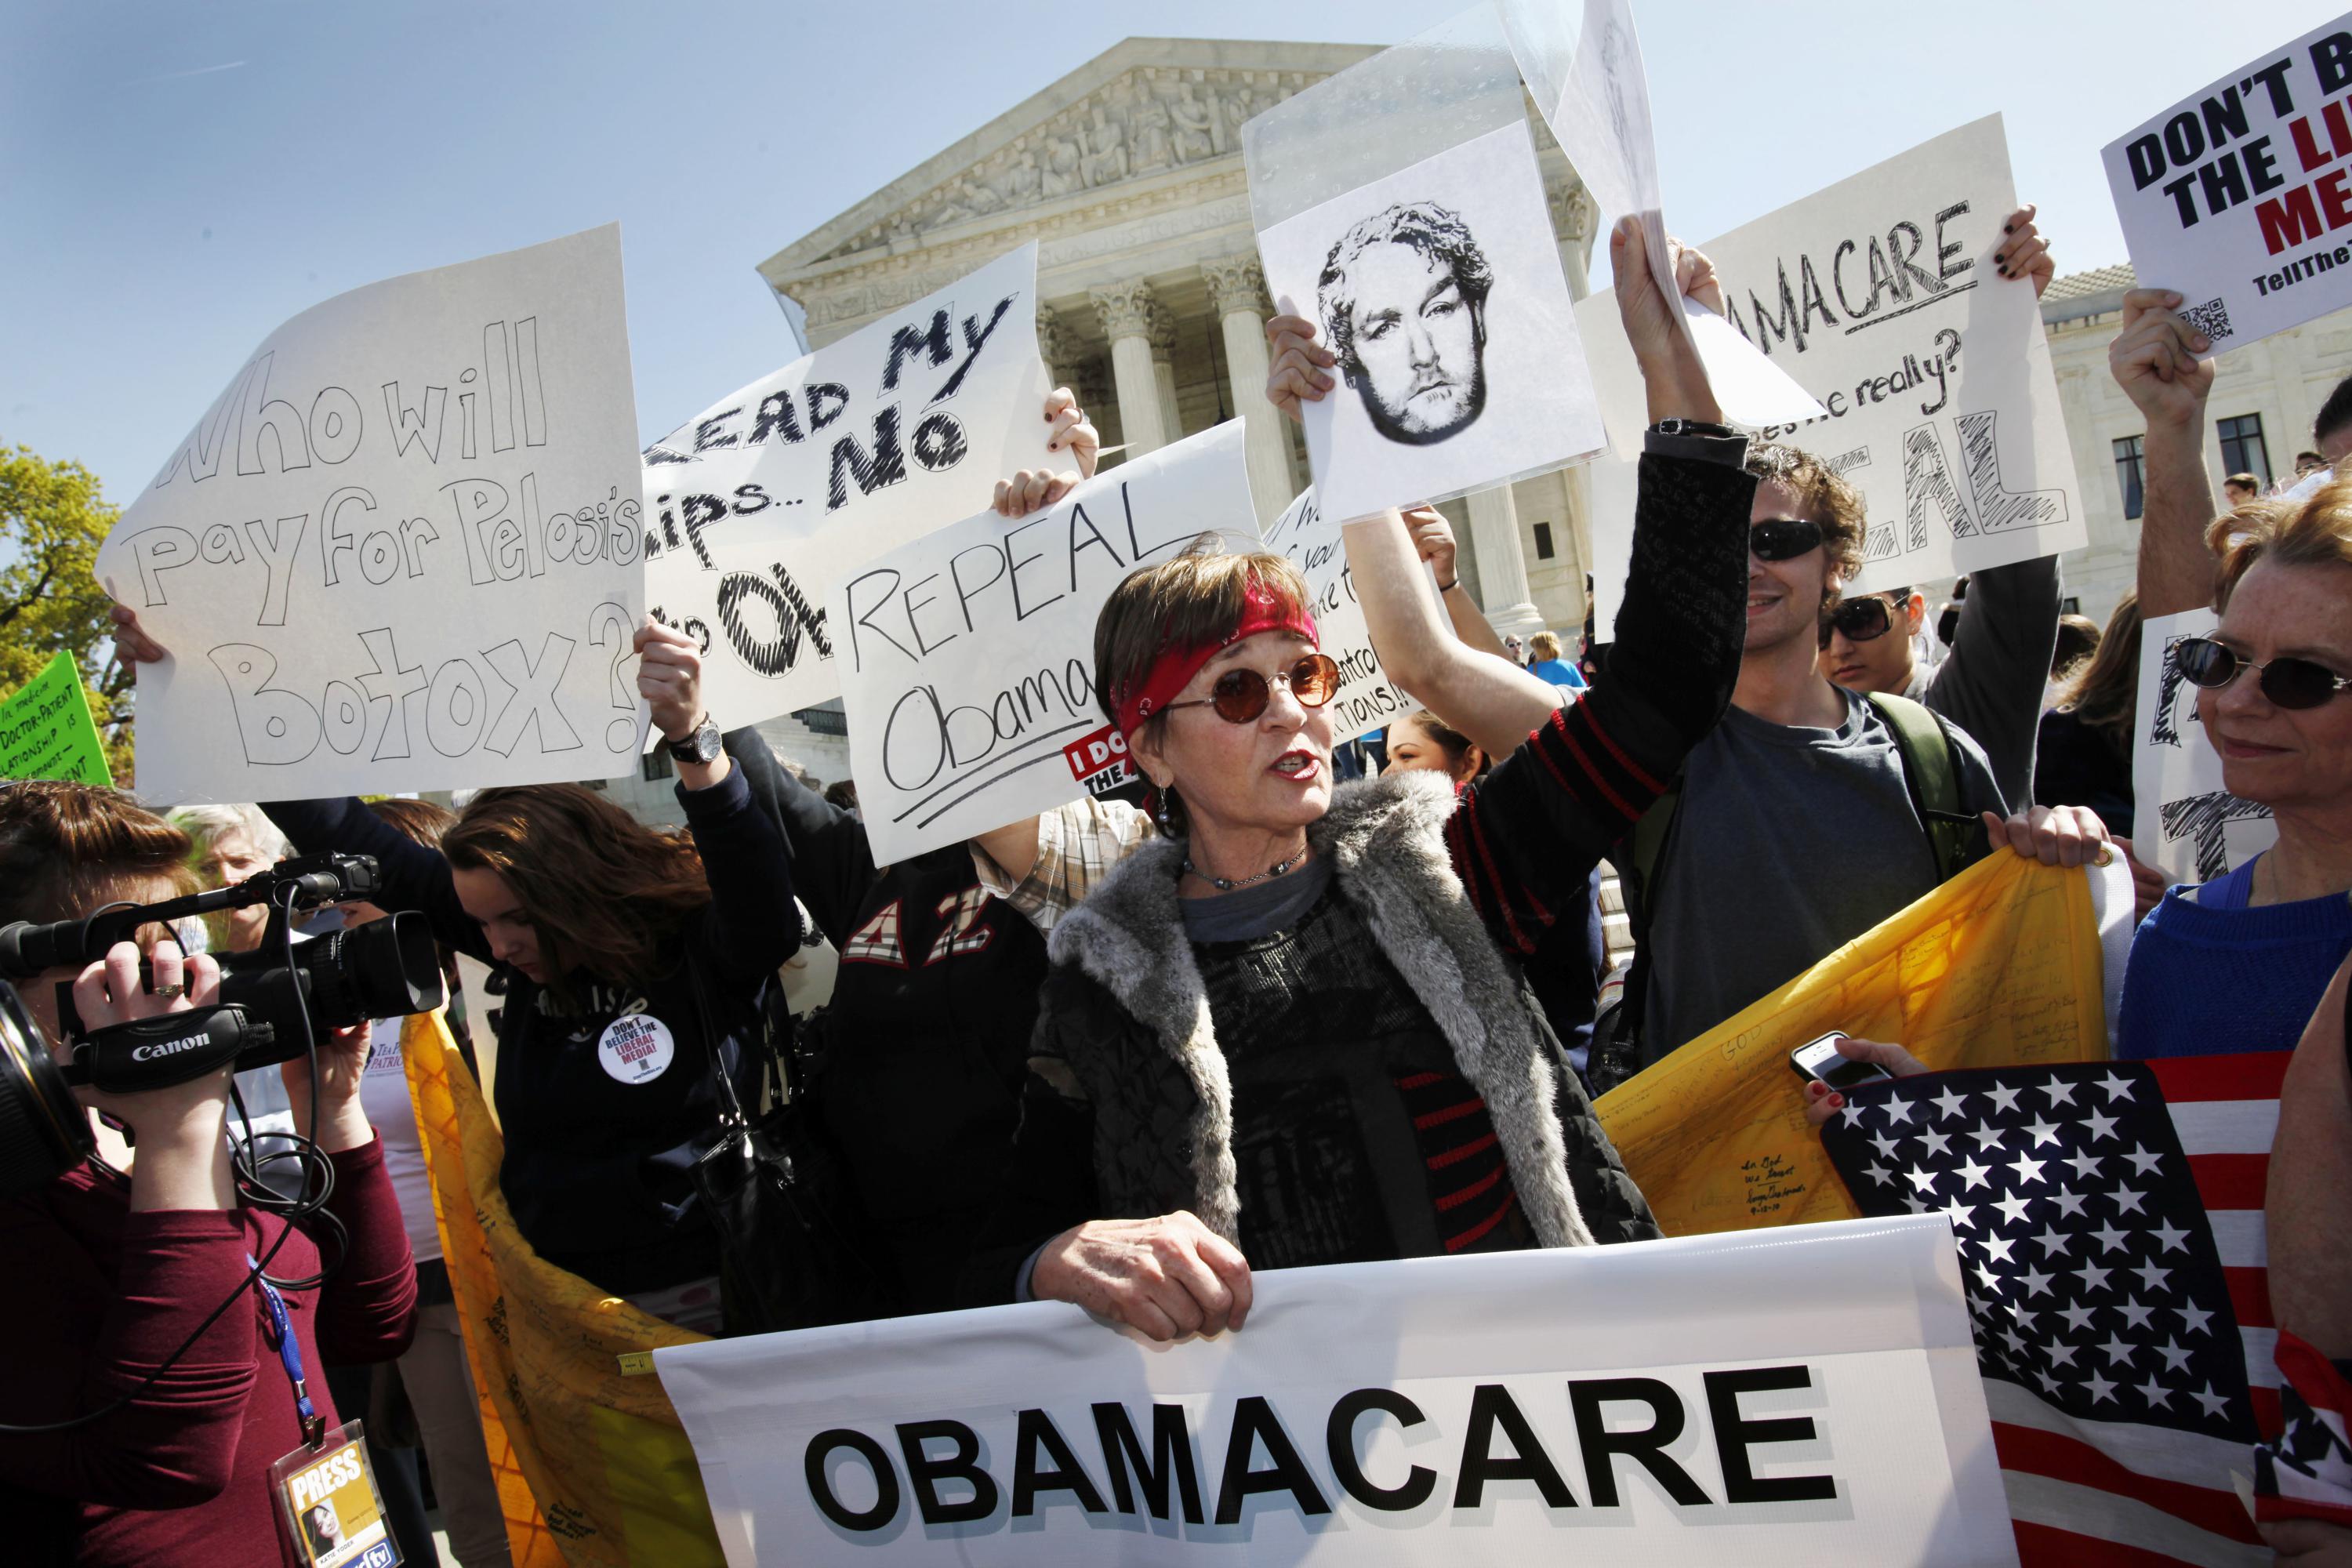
[2180, 297, 2234, 343]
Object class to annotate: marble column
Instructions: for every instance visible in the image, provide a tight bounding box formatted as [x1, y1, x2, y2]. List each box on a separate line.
[1549, 184, 1596, 301]
[1089, 280, 1169, 456]
[1035, 303, 1076, 393]
[1203, 253, 1300, 521]
[1465, 485, 1548, 639]
[1146, 305, 1184, 443]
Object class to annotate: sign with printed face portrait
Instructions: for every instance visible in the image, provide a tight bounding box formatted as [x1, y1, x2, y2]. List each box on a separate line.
[1255, 121, 1606, 524]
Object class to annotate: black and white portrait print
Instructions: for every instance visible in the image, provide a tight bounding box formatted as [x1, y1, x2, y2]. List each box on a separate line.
[1317, 202, 1494, 447]
[1258, 120, 1603, 523]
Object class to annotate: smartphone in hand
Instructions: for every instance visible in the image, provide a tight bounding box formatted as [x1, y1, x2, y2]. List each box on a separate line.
[1788, 1031, 1893, 1092]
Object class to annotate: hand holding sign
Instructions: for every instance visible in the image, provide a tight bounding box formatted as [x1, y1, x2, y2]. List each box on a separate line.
[1030, 1210, 1254, 1343]
[2108, 287, 2219, 430]
[992, 387, 1099, 517]
[1609, 216, 1723, 426]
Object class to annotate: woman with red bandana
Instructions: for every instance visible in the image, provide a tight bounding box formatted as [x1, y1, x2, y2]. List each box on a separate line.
[964, 223, 1756, 1339]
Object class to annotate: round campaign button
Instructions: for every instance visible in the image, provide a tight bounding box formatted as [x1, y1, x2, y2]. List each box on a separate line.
[597, 1014, 676, 1084]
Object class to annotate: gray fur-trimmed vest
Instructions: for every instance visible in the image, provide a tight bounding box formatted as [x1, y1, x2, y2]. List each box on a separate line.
[1036, 769, 1657, 1253]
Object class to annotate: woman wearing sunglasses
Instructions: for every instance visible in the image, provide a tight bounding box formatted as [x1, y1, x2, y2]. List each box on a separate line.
[964, 227, 1751, 1339]
[2115, 489, 2352, 1061]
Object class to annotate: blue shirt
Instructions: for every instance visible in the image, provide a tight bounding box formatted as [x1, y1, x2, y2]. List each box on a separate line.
[2117, 855, 2352, 1059]
[1529, 658, 1586, 691]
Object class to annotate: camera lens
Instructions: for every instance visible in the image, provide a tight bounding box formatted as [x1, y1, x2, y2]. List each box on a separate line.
[0, 980, 94, 1196]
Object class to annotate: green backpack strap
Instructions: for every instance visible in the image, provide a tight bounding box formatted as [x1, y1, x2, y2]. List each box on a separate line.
[1865, 691, 1982, 882]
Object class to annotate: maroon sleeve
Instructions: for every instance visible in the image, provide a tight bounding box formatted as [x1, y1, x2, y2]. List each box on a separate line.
[310, 1136, 418, 1364]
[0, 1198, 261, 1510]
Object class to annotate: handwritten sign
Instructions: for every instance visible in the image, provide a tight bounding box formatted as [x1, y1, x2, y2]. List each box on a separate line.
[642, 244, 1054, 731]
[1584, 117, 2085, 622]
[2103, 13, 2352, 350]
[93, 227, 644, 804]
[0, 652, 112, 785]
[832, 423, 1258, 866]
[1259, 485, 1412, 743]
[2132, 608, 2278, 884]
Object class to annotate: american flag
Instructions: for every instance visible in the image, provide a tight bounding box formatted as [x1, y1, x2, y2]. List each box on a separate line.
[1820, 1054, 2287, 1566]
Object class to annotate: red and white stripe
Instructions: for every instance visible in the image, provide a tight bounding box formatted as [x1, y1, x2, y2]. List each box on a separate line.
[1994, 1051, 2287, 1568]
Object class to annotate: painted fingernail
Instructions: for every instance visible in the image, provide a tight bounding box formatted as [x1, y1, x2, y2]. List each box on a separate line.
[2003, 223, 2013, 234]
[1828, 1094, 1846, 1109]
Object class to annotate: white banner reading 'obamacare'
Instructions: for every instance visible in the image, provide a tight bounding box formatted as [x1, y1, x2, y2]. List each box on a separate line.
[2134, 607, 2279, 884]
[657, 1217, 2016, 1567]
[830, 423, 1258, 866]
[94, 226, 645, 804]
[2103, 13, 2352, 352]
[1259, 485, 1414, 746]
[643, 243, 1056, 731]
[1583, 116, 2086, 625]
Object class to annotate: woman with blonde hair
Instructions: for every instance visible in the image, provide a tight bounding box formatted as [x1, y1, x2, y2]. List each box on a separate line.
[2117, 485, 2352, 1059]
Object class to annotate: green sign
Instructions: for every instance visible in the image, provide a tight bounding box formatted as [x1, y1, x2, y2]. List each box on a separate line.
[0, 652, 113, 786]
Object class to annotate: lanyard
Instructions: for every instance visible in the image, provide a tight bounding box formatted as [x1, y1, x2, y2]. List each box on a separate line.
[249, 1254, 325, 1447]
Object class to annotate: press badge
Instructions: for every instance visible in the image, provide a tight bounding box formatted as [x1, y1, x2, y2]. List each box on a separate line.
[597, 1012, 676, 1083]
[269, 1419, 401, 1568]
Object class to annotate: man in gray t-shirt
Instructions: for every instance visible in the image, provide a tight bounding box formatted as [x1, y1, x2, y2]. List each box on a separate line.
[1629, 441, 2017, 1070]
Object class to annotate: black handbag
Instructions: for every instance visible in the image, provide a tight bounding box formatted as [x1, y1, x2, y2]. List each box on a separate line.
[684, 956, 895, 1336]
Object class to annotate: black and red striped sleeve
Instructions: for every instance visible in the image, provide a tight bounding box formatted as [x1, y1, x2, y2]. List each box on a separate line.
[1447, 445, 1752, 954]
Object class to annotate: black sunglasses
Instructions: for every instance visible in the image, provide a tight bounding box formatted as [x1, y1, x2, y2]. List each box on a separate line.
[1749, 517, 1825, 562]
[2175, 636, 2352, 710]
[1164, 652, 1343, 724]
[1818, 595, 1901, 649]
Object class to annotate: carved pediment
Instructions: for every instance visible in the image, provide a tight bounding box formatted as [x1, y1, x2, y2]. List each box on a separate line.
[763, 40, 1377, 282]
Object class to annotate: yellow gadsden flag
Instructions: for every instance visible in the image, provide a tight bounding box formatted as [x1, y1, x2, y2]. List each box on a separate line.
[1595, 852, 2113, 1236]
[400, 1010, 726, 1567]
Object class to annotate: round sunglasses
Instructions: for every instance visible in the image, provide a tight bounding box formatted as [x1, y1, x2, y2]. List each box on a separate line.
[2175, 636, 2352, 710]
[1749, 517, 1824, 562]
[1163, 652, 1343, 723]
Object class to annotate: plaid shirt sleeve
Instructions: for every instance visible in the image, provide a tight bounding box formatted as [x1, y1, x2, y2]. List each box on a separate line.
[971, 797, 1155, 933]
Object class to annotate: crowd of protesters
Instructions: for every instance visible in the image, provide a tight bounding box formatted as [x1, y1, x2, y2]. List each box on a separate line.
[4, 195, 2349, 1566]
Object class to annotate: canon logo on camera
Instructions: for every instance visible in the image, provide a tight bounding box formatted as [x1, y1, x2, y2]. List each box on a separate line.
[129, 1033, 209, 1063]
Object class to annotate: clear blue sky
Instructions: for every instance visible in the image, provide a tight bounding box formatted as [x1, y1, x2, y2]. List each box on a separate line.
[4, 0, 2334, 504]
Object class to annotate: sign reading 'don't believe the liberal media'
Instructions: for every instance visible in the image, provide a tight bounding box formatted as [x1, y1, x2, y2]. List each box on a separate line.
[831, 423, 1258, 867]
[2103, 13, 2352, 351]
[642, 244, 1055, 731]
[656, 1216, 2016, 1567]
[2134, 608, 2279, 885]
[94, 226, 644, 804]
[1584, 115, 2085, 623]
[1260, 485, 1414, 746]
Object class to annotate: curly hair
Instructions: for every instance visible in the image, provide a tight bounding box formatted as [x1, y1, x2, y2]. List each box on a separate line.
[1744, 441, 1867, 583]
[1316, 201, 1494, 368]
[441, 785, 711, 1001]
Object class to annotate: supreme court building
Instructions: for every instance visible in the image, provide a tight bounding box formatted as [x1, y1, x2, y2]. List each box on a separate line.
[757, 35, 1603, 647]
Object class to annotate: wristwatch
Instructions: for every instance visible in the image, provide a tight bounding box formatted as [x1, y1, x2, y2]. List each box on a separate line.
[1651, 417, 1737, 439]
[666, 713, 723, 766]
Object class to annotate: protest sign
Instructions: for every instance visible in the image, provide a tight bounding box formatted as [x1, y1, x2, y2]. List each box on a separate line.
[643, 245, 1054, 729]
[2133, 608, 2279, 884]
[1499, 0, 1825, 431]
[2103, 14, 2352, 350]
[1584, 117, 2086, 622]
[1255, 121, 1605, 524]
[657, 1216, 2016, 1567]
[831, 423, 1257, 865]
[1598, 852, 2129, 1239]
[0, 652, 112, 785]
[93, 227, 644, 804]
[1259, 485, 1413, 743]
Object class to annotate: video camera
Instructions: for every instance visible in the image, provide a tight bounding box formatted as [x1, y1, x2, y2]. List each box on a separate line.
[0, 853, 445, 1195]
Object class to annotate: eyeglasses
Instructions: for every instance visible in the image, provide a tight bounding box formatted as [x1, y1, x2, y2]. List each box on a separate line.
[2174, 636, 2352, 710]
[1749, 517, 1825, 562]
[1163, 652, 1343, 723]
[1818, 596, 1897, 649]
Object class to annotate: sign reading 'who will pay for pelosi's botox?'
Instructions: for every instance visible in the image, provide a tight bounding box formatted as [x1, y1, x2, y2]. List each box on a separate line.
[94, 226, 647, 804]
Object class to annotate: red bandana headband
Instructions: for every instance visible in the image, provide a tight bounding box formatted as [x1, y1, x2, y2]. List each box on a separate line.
[1111, 581, 1319, 743]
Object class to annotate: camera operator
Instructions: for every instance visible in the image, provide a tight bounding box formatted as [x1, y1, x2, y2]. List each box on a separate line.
[113, 605, 802, 1333]
[0, 782, 416, 1568]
